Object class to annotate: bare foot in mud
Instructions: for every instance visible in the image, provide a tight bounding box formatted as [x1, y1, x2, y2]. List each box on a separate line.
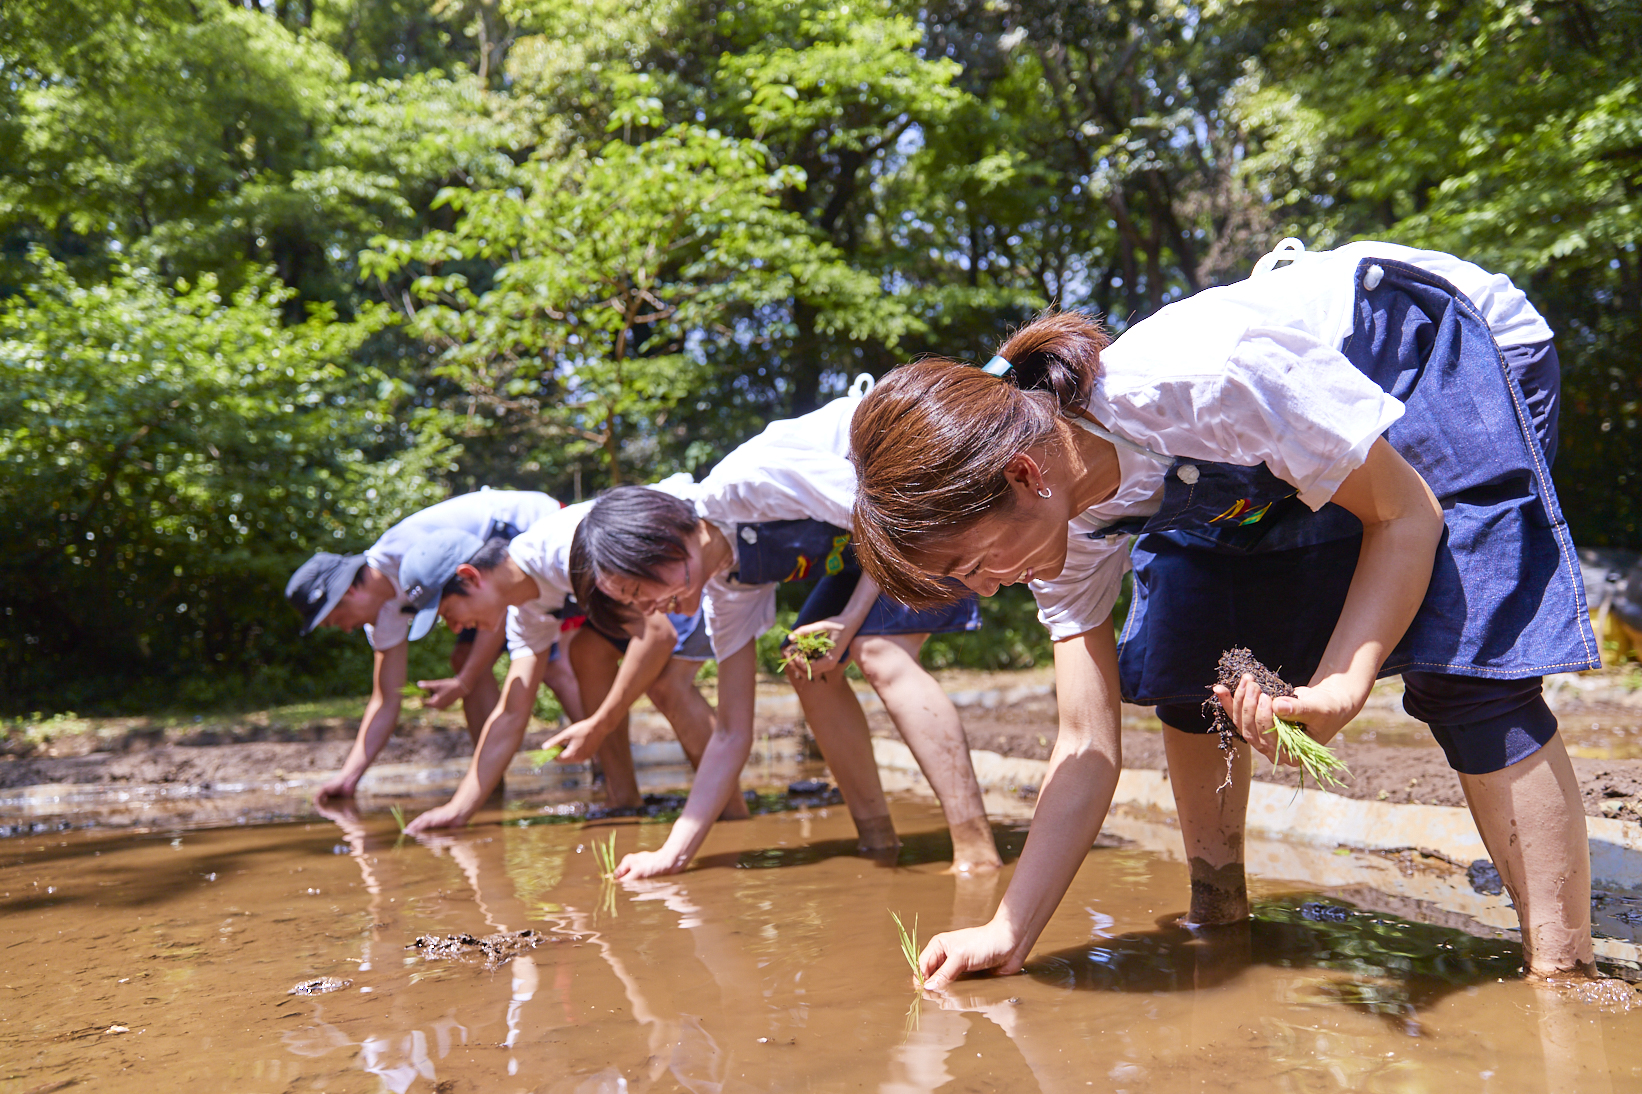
[948, 815, 1003, 874]
[855, 815, 901, 862]
[1532, 968, 1642, 1011]
[1179, 857, 1249, 926]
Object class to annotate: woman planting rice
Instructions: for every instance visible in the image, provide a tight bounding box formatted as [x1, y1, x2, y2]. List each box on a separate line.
[849, 239, 1599, 984]
[568, 385, 1003, 878]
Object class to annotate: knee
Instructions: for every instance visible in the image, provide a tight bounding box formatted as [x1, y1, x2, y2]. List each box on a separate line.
[849, 636, 903, 688]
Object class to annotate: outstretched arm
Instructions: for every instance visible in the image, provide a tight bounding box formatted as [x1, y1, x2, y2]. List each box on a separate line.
[405, 650, 548, 833]
[1217, 437, 1444, 756]
[316, 642, 407, 802]
[919, 621, 1123, 990]
[615, 640, 756, 879]
[545, 613, 677, 762]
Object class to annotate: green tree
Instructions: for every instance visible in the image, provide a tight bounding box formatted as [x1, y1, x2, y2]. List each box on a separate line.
[363, 106, 901, 482]
[0, 251, 452, 711]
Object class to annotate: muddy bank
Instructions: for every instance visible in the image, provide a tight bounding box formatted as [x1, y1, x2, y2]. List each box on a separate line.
[887, 671, 1642, 823]
[5, 667, 1642, 824]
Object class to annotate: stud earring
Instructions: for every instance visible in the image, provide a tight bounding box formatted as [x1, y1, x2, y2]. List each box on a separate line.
[1037, 486, 1052, 499]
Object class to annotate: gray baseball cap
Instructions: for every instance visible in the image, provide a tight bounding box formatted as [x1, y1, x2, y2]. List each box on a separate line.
[286, 552, 368, 635]
[398, 528, 486, 641]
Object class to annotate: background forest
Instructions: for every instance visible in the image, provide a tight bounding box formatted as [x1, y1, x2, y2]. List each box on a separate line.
[3, 0, 1639, 713]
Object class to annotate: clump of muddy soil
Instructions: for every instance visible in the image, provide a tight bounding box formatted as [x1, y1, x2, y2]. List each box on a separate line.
[411, 930, 550, 969]
[288, 977, 353, 995]
[1203, 647, 1297, 754]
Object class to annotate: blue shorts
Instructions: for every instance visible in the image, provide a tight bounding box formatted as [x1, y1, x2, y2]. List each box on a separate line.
[790, 566, 980, 666]
[588, 609, 712, 661]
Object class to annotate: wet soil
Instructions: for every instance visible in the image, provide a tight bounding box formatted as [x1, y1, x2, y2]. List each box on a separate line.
[4, 800, 1639, 1093]
[934, 679, 1642, 821]
[6, 669, 1642, 824]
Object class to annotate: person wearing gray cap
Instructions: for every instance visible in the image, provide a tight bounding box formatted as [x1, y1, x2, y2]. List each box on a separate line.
[285, 489, 584, 802]
[393, 492, 731, 834]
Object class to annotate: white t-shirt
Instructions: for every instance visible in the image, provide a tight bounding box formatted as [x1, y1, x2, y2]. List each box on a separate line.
[1033, 241, 1548, 640]
[503, 502, 590, 656]
[694, 395, 861, 659]
[505, 474, 701, 656]
[362, 489, 560, 651]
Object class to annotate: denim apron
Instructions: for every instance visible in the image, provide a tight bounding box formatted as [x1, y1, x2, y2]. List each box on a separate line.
[731, 518, 982, 635]
[1109, 258, 1598, 706]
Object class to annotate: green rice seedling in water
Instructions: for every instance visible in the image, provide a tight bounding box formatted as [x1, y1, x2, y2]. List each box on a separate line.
[523, 744, 564, 769]
[389, 804, 407, 832]
[591, 831, 619, 878]
[891, 911, 923, 989]
[1206, 648, 1350, 791]
[779, 632, 836, 680]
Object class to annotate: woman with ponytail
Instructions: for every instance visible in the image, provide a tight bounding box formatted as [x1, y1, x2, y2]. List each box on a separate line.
[851, 239, 1598, 987]
[565, 384, 1003, 879]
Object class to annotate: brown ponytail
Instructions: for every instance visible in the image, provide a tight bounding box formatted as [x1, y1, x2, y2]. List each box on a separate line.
[850, 311, 1109, 606]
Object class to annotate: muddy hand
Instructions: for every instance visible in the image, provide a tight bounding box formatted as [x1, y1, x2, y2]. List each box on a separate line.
[416, 676, 469, 711]
[786, 619, 851, 678]
[403, 800, 474, 835]
[1214, 674, 1356, 765]
[919, 921, 1025, 992]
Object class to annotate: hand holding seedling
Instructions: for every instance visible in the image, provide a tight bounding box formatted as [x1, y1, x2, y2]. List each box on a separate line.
[1208, 649, 1350, 789]
[403, 798, 476, 835]
[415, 676, 470, 711]
[914, 920, 1029, 992]
[612, 847, 687, 880]
[780, 621, 845, 679]
[542, 716, 611, 763]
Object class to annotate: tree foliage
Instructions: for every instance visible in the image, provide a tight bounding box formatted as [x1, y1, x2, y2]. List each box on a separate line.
[2, 0, 1637, 710]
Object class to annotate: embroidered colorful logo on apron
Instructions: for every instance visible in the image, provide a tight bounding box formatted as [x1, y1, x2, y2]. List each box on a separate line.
[824, 534, 851, 575]
[1210, 498, 1278, 526]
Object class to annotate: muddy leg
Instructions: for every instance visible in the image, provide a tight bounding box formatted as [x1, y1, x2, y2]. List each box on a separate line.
[787, 663, 897, 853]
[1163, 725, 1251, 926]
[451, 639, 503, 746]
[539, 627, 586, 723]
[570, 629, 642, 809]
[1458, 732, 1593, 977]
[649, 658, 749, 821]
[853, 633, 1001, 872]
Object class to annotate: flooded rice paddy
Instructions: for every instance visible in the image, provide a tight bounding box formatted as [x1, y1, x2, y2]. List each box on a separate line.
[4, 784, 1640, 1094]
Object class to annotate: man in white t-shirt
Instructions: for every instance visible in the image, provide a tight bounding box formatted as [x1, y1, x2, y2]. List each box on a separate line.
[285, 489, 583, 801]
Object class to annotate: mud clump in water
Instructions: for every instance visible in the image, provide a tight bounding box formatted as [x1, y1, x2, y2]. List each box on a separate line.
[412, 930, 549, 968]
[288, 977, 353, 995]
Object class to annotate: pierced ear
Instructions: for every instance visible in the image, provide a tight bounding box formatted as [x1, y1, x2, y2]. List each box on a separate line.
[1002, 452, 1048, 497]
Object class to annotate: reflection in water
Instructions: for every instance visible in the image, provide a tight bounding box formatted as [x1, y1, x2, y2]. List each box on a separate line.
[4, 801, 1638, 1093]
[1027, 897, 1521, 1031]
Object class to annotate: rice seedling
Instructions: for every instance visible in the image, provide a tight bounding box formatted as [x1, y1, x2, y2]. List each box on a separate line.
[779, 632, 836, 680]
[523, 744, 565, 769]
[389, 804, 407, 832]
[1205, 648, 1349, 791]
[591, 831, 619, 878]
[891, 911, 923, 989]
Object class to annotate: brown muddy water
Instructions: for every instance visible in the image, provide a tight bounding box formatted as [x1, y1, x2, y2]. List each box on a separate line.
[4, 792, 1640, 1094]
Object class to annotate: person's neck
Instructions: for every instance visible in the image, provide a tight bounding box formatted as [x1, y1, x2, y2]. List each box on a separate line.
[699, 521, 733, 577]
[360, 565, 396, 612]
[1061, 418, 1124, 515]
[495, 555, 541, 606]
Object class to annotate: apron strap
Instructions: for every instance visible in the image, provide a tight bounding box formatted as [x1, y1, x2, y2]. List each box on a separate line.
[1071, 411, 1174, 466]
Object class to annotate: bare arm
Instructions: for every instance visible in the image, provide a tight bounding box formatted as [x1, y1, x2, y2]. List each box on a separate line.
[316, 642, 407, 802]
[545, 613, 677, 762]
[405, 650, 549, 833]
[920, 622, 1124, 990]
[615, 640, 756, 879]
[1218, 437, 1445, 754]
